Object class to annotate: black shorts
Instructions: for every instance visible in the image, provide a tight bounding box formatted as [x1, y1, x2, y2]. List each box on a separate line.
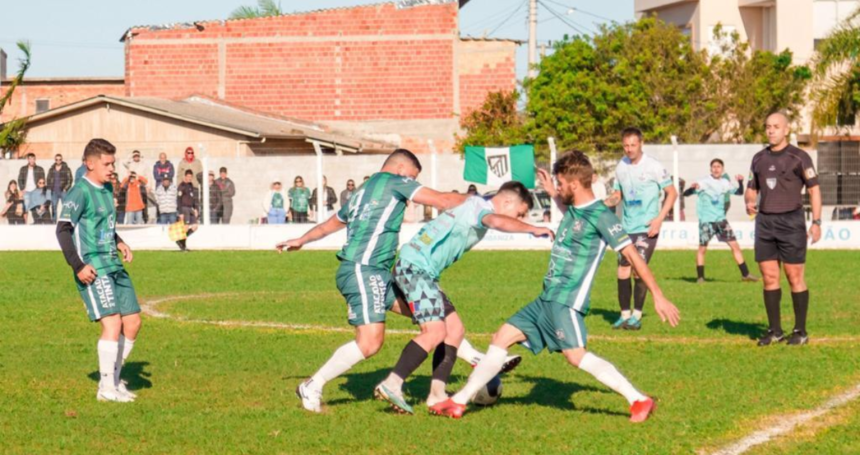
[617, 233, 658, 267]
[755, 209, 807, 264]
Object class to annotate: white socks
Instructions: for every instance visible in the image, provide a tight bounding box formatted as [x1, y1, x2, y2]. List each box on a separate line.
[457, 338, 484, 365]
[452, 345, 507, 405]
[97, 340, 119, 389]
[633, 310, 643, 320]
[308, 341, 366, 391]
[621, 310, 632, 320]
[578, 352, 646, 405]
[114, 335, 136, 387]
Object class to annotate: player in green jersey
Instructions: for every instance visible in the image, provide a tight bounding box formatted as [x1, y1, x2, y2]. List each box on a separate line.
[374, 181, 555, 414]
[431, 150, 681, 422]
[56, 139, 141, 403]
[277, 149, 468, 414]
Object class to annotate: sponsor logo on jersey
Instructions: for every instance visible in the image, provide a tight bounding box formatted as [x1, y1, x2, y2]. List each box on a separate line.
[769, 165, 776, 172]
[573, 219, 583, 233]
[369, 274, 387, 314]
[94, 276, 116, 309]
[608, 224, 623, 236]
[766, 178, 777, 190]
[555, 329, 565, 340]
[63, 201, 80, 212]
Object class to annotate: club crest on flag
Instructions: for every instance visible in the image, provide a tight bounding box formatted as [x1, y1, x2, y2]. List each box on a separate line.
[487, 154, 510, 179]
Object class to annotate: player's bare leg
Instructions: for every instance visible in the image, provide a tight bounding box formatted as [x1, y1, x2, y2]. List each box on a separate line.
[298, 324, 383, 413]
[727, 240, 758, 282]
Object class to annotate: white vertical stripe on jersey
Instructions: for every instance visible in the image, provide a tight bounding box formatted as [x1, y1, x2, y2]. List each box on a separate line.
[361, 198, 399, 265]
[572, 239, 606, 313]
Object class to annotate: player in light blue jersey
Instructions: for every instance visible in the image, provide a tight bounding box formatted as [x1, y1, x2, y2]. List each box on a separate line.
[374, 181, 554, 414]
[605, 127, 677, 331]
[683, 158, 759, 284]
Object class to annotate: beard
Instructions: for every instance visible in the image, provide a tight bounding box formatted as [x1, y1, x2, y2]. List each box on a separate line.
[561, 192, 575, 206]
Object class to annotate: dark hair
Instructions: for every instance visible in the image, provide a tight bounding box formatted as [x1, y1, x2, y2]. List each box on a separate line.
[83, 139, 116, 161]
[552, 150, 594, 189]
[498, 180, 534, 210]
[6, 180, 19, 196]
[219, 167, 227, 173]
[26, 153, 36, 159]
[184, 169, 193, 176]
[55, 154, 63, 159]
[621, 127, 643, 141]
[710, 158, 725, 167]
[467, 184, 478, 191]
[383, 148, 422, 172]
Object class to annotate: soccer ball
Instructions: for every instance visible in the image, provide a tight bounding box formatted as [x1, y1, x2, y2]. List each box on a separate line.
[472, 374, 503, 406]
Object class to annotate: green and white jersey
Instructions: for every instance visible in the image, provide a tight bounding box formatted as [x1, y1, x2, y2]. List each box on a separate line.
[271, 192, 285, 209]
[58, 177, 123, 274]
[399, 196, 494, 279]
[694, 175, 734, 223]
[289, 187, 310, 212]
[336, 172, 423, 269]
[541, 199, 631, 314]
[613, 153, 672, 234]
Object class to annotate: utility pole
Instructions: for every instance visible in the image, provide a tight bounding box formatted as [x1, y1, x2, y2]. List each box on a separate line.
[528, 0, 537, 78]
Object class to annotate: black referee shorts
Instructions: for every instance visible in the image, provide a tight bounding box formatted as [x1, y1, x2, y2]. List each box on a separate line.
[755, 209, 807, 264]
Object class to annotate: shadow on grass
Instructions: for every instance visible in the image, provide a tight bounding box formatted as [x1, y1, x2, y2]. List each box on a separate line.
[88, 361, 153, 391]
[590, 308, 620, 325]
[505, 375, 626, 417]
[668, 276, 730, 284]
[706, 318, 766, 340]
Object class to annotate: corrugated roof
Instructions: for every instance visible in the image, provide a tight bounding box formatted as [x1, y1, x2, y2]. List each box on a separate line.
[460, 36, 524, 45]
[19, 95, 396, 153]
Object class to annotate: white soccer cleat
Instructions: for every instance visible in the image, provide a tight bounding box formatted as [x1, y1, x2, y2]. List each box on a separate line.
[97, 385, 134, 403]
[296, 381, 322, 413]
[116, 381, 137, 400]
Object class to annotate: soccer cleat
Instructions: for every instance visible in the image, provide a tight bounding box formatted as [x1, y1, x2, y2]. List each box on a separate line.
[742, 274, 761, 283]
[621, 316, 642, 331]
[296, 381, 323, 413]
[697, 277, 705, 284]
[756, 330, 786, 347]
[116, 381, 137, 400]
[611, 316, 628, 330]
[786, 330, 809, 346]
[629, 397, 656, 423]
[428, 398, 466, 419]
[500, 355, 522, 374]
[374, 383, 414, 414]
[97, 385, 134, 403]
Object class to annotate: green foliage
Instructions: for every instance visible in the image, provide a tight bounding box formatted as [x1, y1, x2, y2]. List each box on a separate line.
[454, 90, 528, 152]
[0, 41, 31, 155]
[810, 6, 860, 132]
[457, 18, 809, 159]
[229, 0, 283, 19]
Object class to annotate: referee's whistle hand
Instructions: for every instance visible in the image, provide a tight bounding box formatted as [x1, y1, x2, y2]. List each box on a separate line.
[745, 202, 757, 216]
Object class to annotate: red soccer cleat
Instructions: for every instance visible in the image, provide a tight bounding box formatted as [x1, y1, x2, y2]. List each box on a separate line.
[428, 398, 467, 419]
[629, 397, 656, 423]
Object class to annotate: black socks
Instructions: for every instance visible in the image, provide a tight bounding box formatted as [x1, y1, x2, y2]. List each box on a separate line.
[392, 340, 429, 381]
[431, 344, 458, 384]
[617, 278, 632, 312]
[763, 289, 783, 335]
[792, 290, 809, 334]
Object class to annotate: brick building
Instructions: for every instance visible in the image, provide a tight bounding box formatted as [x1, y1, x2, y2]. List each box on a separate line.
[0, 77, 125, 123]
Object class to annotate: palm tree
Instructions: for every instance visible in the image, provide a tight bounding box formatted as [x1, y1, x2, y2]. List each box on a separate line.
[229, 0, 283, 20]
[811, 8, 860, 132]
[0, 41, 32, 156]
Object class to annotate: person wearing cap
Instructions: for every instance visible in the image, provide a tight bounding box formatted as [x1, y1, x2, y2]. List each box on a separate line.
[177, 147, 203, 188]
[121, 172, 148, 225]
[263, 181, 287, 224]
[207, 171, 223, 224]
[123, 150, 148, 183]
[216, 167, 236, 224]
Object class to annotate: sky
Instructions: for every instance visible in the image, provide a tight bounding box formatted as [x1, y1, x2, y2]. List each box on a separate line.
[0, 0, 634, 82]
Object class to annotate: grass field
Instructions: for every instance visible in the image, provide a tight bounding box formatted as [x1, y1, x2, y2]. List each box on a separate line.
[1, 249, 858, 454]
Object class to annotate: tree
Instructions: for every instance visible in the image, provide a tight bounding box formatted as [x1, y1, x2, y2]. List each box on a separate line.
[0, 41, 31, 156]
[810, 7, 860, 133]
[454, 90, 527, 153]
[229, 0, 283, 20]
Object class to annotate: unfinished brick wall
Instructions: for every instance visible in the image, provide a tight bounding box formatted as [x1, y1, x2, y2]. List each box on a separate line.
[457, 40, 518, 117]
[0, 79, 125, 123]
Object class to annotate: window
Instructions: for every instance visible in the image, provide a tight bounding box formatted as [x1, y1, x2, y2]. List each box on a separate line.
[35, 99, 50, 113]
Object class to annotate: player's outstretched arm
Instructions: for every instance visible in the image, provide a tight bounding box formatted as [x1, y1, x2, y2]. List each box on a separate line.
[276, 214, 346, 253]
[412, 188, 469, 212]
[537, 168, 568, 212]
[482, 214, 555, 240]
[620, 244, 680, 327]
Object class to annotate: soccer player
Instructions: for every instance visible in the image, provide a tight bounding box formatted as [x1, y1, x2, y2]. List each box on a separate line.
[56, 139, 141, 403]
[746, 112, 821, 346]
[430, 150, 680, 421]
[605, 127, 677, 330]
[684, 158, 760, 283]
[279, 149, 468, 413]
[374, 181, 555, 413]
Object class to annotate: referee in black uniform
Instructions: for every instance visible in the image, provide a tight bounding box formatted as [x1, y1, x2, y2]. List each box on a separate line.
[745, 112, 822, 346]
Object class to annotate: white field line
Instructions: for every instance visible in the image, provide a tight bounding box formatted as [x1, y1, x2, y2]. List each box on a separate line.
[708, 383, 860, 455]
[140, 292, 860, 345]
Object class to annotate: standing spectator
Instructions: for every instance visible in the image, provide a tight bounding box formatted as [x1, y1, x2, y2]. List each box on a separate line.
[288, 176, 311, 223]
[363, 175, 370, 184]
[466, 184, 479, 196]
[1, 180, 26, 225]
[17, 153, 45, 212]
[310, 175, 337, 218]
[207, 171, 223, 224]
[109, 173, 126, 224]
[340, 179, 356, 208]
[177, 170, 199, 224]
[29, 177, 53, 224]
[46, 153, 73, 222]
[152, 152, 175, 183]
[216, 167, 236, 224]
[154, 177, 178, 224]
[123, 150, 148, 181]
[263, 181, 287, 224]
[121, 172, 148, 225]
[177, 147, 203, 188]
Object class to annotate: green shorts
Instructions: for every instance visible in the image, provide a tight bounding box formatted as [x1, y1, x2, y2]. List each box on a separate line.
[76, 269, 140, 322]
[393, 260, 452, 325]
[336, 261, 396, 326]
[507, 298, 587, 354]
